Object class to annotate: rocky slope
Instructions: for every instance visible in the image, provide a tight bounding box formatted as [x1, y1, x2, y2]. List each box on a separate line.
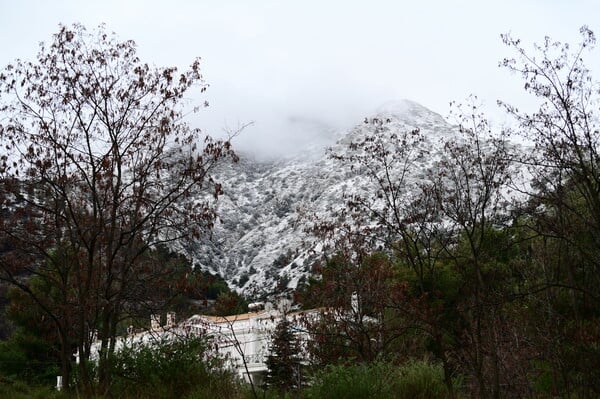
[191, 100, 464, 297]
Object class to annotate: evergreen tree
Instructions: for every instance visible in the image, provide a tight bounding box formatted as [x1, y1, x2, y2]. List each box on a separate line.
[264, 317, 303, 392]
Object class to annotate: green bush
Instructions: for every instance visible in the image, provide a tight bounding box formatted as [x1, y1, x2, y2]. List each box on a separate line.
[304, 359, 455, 399]
[304, 361, 397, 399]
[0, 379, 69, 399]
[0, 341, 27, 380]
[182, 371, 245, 399]
[108, 335, 242, 399]
[0, 332, 59, 385]
[395, 359, 454, 399]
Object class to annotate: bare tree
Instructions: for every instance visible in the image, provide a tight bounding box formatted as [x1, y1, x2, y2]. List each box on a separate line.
[299, 251, 414, 364]
[428, 98, 516, 399]
[500, 26, 600, 398]
[0, 23, 237, 395]
[500, 26, 600, 302]
[301, 117, 469, 396]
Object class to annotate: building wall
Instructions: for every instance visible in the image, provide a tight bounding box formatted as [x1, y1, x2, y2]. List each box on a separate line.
[84, 307, 316, 384]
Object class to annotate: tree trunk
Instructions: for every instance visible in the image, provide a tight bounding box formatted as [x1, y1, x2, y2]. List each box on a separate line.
[97, 312, 112, 396]
[440, 350, 456, 399]
[58, 333, 71, 392]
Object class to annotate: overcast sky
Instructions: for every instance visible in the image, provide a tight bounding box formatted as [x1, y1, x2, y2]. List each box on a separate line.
[1, 0, 599, 157]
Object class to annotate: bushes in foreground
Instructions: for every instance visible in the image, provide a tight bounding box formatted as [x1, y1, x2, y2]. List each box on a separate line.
[302, 359, 456, 399]
[0, 379, 69, 399]
[0, 336, 456, 399]
[108, 335, 243, 399]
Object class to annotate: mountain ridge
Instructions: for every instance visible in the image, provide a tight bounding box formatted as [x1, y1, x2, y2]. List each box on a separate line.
[191, 100, 464, 298]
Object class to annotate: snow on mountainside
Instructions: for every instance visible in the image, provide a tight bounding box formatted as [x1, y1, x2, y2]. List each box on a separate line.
[189, 100, 462, 297]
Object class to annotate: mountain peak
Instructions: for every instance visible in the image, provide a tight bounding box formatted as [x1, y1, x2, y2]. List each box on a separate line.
[194, 100, 458, 297]
[373, 99, 446, 126]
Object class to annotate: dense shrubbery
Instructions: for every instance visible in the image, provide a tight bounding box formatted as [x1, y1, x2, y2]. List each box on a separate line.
[0, 332, 59, 385]
[108, 335, 241, 399]
[0, 335, 249, 399]
[0, 356, 458, 399]
[303, 360, 454, 399]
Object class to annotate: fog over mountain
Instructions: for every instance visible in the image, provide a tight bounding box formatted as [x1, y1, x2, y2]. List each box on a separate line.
[2, 2, 598, 164]
[187, 100, 475, 297]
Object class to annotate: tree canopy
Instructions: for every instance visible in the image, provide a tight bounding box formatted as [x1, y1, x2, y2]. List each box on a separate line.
[0, 23, 236, 395]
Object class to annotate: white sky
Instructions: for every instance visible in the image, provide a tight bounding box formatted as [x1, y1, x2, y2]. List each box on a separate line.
[1, 0, 599, 157]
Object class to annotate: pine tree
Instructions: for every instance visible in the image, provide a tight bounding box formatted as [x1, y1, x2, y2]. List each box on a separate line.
[264, 317, 303, 392]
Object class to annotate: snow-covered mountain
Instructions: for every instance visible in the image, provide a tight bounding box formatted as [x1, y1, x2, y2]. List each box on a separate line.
[191, 100, 464, 297]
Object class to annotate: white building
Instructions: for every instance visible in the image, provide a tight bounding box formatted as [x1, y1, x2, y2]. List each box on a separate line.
[183, 303, 314, 384]
[185, 310, 275, 383]
[83, 302, 315, 385]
